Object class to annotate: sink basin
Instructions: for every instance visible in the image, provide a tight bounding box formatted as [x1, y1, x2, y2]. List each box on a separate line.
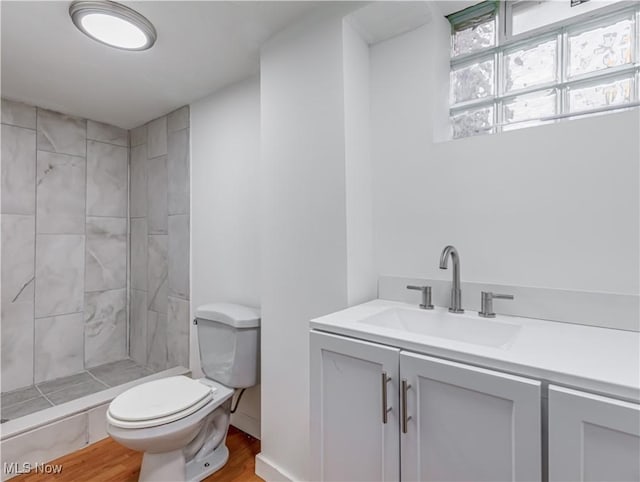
[359, 308, 521, 348]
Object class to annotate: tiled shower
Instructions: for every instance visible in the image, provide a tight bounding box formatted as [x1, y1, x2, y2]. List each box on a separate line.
[129, 108, 191, 372]
[0, 99, 190, 421]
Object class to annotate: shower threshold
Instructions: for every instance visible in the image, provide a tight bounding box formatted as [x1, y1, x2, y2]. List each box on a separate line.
[1, 359, 160, 423]
[0, 364, 189, 475]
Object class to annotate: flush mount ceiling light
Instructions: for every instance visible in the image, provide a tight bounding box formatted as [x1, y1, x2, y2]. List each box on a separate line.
[69, 1, 156, 51]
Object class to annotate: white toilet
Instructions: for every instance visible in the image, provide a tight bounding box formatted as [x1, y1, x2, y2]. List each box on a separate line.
[106, 303, 260, 482]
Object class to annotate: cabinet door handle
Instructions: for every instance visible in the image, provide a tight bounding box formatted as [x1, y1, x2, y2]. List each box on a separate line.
[402, 378, 412, 434]
[381, 372, 392, 424]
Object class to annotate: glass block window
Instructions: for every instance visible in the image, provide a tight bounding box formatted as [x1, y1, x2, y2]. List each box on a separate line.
[504, 39, 557, 93]
[567, 75, 634, 112]
[450, 58, 495, 104]
[503, 89, 557, 124]
[452, 17, 496, 56]
[448, 1, 639, 139]
[451, 105, 495, 138]
[567, 17, 633, 78]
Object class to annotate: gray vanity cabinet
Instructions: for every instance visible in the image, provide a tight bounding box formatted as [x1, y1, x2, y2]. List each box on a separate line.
[310, 331, 401, 482]
[400, 351, 541, 482]
[310, 330, 542, 481]
[548, 385, 640, 482]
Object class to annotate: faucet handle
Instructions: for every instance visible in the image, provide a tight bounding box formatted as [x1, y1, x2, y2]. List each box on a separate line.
[479, 291, 514, 318]
[406, 285, 434, 310]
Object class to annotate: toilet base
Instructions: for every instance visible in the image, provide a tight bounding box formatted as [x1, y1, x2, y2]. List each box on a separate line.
[139, 449, 186, 482]
[137, 444, 229, 482]
[186, 444, 229, 482]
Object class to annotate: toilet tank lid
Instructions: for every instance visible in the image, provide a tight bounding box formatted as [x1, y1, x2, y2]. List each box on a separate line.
[195, 302, 260, 328]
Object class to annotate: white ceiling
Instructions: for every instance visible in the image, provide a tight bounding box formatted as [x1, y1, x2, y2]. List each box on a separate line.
[1, 1, 476, 129]
[435, 1, 482, 16]
[348, 1, 480, 45]
[1, 1, 335, 128]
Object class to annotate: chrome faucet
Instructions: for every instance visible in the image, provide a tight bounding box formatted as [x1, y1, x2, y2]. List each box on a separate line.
[406, 285, 434, 310]
[479, 291, 514, 318]
[439, 245, 464, 313]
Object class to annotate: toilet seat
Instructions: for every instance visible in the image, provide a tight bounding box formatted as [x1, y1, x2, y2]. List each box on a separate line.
[108, 376, 216, 429]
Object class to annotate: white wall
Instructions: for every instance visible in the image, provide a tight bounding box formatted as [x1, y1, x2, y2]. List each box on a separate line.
[344, 19, 376, 306]
[259, 15, 347, 481]
[370, 23, 640, 297]
[258, 6, 375, 480]
[197, 6, 639, 481]
[190, 77, 261, 437]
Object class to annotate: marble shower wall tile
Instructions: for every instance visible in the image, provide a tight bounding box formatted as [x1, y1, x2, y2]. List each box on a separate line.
[131, 218, 148, 291]
[1, 100, 134, 394]
[34, 312, 84, 383]
[168, 297, 190, 368]
[87, 120, 128, 147]
[130, 144, 147, 217]
[168, 214, 189, 299]
[1, 124, 36, 215]
[1, 215, 35, 391]
[85, 217, 126, 292]
[147, 155, 168, 234]
[35, 234, 84, 317]
[86, 140, 128, 217]
[147, 310, 167, 371]
[84, 289, 126, 368]
[1, 98, 36, 128]
[129, 289, 147, 365]
[1, 214, 35, 305]
[168, 128, 190, 215]
[147, 235, 168, 313]
[128, 111, 190, 372]
[147, 116, 167, 159]
[37, 108, 86, 157]
[1, 302, 34, 392]
[168, 106, 189, 133]
[36, 151, 86, 234]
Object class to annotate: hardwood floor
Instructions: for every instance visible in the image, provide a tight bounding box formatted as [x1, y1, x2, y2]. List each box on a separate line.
[13, 426, 262, 482]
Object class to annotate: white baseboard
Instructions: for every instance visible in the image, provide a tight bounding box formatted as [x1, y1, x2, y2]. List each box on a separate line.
[255, 453, 295, 482]
[230, 411, 261, 440]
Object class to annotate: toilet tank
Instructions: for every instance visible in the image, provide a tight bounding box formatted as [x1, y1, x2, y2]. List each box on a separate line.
[195, 303, 260, 388]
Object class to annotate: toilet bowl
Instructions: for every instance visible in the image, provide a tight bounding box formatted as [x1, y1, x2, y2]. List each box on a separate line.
[106, 303, 260, 482]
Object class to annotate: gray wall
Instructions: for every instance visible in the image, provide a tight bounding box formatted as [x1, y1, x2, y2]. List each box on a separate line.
[128, 107, 190, 372]
[1, 99, 129, 392]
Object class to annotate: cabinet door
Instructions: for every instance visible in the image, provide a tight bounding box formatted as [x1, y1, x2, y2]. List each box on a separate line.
[548, 385, 640, 482]
[310, 331, 400, 482]
[400, 352, 541, 482]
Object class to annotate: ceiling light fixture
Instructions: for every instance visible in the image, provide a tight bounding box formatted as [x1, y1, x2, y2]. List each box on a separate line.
[69, 1, 156, 51]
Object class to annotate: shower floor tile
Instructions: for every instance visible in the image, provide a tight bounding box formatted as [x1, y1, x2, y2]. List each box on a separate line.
[87, 358, 137, 380]
[1, 386, 41, 407]
[1, 358, 154, 423]
[89, 363, 153, 387]
[37, 371, 94, 395]
[46, 379, 108, 405]
[1, 395, 53, 422]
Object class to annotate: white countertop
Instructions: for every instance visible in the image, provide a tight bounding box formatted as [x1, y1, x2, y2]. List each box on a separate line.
[310, 299, 640, 402]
